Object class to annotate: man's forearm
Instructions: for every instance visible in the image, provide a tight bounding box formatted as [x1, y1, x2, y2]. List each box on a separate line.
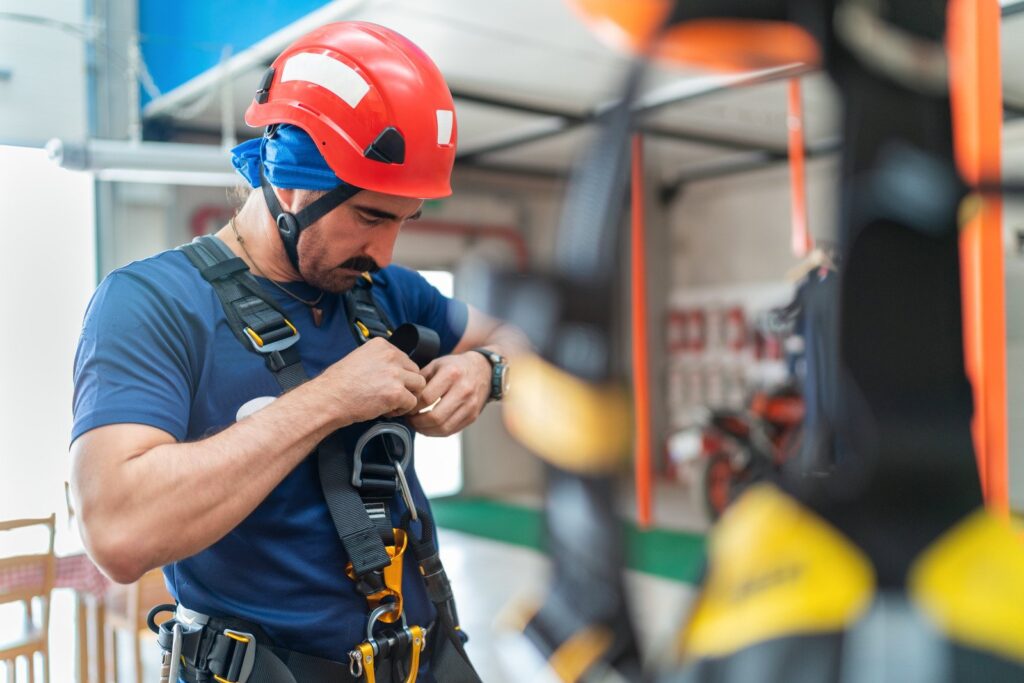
[476, 321, 532, 359]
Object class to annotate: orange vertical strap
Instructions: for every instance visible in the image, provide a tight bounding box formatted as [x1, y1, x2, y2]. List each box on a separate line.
[948, 0, 1008, 515]
[631, 134, 653, 528]
[787, 78, 813, 257]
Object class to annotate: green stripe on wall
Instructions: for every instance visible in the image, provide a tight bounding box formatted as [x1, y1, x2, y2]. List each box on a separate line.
[430, 497, 706, 584]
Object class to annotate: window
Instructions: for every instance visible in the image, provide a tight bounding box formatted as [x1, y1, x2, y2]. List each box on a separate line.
[415, 270, 463, 498]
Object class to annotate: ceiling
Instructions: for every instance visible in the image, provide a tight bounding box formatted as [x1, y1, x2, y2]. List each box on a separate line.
[139, 0, 1024, 193]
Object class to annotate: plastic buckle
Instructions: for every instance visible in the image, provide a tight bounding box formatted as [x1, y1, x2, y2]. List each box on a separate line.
[212, 629, 255, 683]
[243, 321, 300, 355]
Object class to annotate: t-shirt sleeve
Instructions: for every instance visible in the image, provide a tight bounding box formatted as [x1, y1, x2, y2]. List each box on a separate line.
[384, 267, 468, 356]
[72, 270, 197, 443]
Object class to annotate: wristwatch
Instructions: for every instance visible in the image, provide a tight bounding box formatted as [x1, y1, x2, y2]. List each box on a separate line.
[472, 348, 510, 401]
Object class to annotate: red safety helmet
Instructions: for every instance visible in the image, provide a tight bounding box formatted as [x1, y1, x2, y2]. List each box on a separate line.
[246, 21, 457, 199]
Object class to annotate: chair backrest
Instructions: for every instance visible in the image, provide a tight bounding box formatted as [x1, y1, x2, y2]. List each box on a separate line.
[0, 514, 57, 632]
[106, 566, 174, 633]
[130, 567, 174, 632]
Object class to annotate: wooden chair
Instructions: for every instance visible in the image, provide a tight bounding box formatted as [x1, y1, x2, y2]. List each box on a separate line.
[103, 568, 173, 683]
[0, 514, 56, 683]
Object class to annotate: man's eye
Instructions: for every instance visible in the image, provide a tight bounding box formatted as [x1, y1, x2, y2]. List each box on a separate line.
[360, 214, 383, 226]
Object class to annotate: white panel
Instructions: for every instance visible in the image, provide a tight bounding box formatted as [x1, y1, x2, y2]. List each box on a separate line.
[0, 1, 87, 144]
[281, 52, 369, 109]
[0, 146, 94, 523]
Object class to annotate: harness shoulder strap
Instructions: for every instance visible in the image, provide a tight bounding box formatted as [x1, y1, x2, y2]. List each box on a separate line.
[178, 235, 308, 391]
[343, 274, 395, 343]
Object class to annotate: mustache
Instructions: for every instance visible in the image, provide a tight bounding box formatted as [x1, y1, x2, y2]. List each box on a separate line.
[338, 256, 380, 273]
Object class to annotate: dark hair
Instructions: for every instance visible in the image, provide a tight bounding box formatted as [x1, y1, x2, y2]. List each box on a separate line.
[227, 184, 252, 208]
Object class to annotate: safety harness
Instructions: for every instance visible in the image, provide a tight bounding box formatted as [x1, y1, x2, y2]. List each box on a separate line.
[150, 235, 480, 683]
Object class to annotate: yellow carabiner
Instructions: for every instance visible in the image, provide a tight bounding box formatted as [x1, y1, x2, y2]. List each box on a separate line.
[404, 625, 425, 683]
[345, 529, 409, 624]
[349, 641, 376, 683]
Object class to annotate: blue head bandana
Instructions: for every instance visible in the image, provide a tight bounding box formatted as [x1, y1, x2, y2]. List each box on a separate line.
[230, 124, 344, 190]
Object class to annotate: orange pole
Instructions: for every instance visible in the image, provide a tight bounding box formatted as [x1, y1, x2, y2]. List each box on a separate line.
[787, 78, 813, 257]
[948, 0, 1008, 515]
[631, 134, 653, 528]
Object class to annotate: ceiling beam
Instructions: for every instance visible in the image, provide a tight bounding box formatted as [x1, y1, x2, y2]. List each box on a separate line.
[662, 96, 1024, 190]
[455, 158, 569, 182]
[1003, 0, 1024, 19]
[452, 88, 789, 156]
[456, 63, 811, 162]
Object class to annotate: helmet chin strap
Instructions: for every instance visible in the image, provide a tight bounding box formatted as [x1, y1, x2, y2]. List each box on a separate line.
[259, 166, 362, 275]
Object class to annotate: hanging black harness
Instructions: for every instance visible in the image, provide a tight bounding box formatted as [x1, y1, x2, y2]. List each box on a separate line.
[150, 235, 480, 683]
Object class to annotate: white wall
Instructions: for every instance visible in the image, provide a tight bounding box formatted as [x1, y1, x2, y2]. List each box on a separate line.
[0, 0, 92, 522]
[0, 1, 88, 146]
[0, 147, 95, 520]
[668, 156, 839, 290]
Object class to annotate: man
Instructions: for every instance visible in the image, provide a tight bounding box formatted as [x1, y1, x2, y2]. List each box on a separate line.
[70, 22, 522, 682]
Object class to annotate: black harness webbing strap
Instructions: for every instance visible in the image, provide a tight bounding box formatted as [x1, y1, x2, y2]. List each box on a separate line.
[318, 430, 393, 576]
[345, 277, 395, 341]
[172, 616, 359, 683]
[179, 236, 308, 392]
[407, 514, 481, 682]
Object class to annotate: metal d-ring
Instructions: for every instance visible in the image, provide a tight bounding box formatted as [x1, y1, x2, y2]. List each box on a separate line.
[366, 602, 407, 642]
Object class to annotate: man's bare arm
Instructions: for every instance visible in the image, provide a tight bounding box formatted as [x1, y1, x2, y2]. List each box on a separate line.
[71, 338, 425, 583]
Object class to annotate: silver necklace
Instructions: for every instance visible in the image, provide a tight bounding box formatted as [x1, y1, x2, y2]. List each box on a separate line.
[231, 217, 326, 327]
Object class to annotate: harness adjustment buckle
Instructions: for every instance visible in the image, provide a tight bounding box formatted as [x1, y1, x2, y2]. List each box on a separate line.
[243, 320, 299, 355]
[210, 628, 256, 683]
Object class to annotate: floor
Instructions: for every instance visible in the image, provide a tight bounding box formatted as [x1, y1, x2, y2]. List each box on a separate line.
[29, 528, 696, 682]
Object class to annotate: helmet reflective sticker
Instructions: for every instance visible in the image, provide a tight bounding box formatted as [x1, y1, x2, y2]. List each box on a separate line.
[436, 110, 455, 146]
[280, 52, 370, 109]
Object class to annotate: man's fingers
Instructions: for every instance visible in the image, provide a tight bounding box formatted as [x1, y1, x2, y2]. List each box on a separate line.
[414, 391, 460, 427]
[414, 368, 456, 411]
[412, 404, 472, 437]
[402, 369, 427, 394]
[419, 358, 441, 380]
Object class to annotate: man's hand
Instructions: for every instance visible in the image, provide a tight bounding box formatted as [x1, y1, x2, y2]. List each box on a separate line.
[319, 337, 427, 425]
[407, 352, 491, 437]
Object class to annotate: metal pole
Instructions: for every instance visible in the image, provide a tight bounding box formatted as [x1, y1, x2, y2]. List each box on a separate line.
[631, 134, 653, 528]
[787, 78, 812, 257]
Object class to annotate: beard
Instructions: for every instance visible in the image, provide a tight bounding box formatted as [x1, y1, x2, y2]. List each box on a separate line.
[295, 225, 380, 293]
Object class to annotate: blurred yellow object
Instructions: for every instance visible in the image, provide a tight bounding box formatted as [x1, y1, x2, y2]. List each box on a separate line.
[502, 354, 632, 474]
[548, 625, 614, 682]
[566, 0, 820, 70]
[678, 485, 874, 658]
[910, 510, 1024, 665]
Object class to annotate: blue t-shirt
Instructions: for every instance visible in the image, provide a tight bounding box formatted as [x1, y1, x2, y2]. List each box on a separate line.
[72, 247, 468, 665]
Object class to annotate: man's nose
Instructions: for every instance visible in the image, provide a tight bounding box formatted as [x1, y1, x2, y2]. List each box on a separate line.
[363, 225, 400, 270]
